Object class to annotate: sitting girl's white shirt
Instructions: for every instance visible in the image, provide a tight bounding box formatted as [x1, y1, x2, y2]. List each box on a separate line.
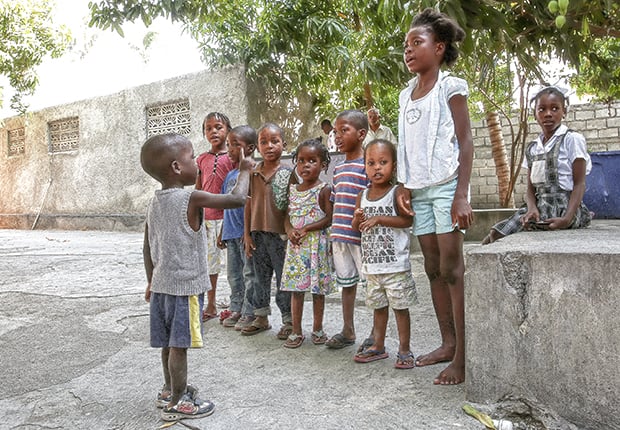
[523, 124, 591, 191]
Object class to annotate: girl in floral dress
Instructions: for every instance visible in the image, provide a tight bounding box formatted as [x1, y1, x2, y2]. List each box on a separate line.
[281, 138, 334, 348]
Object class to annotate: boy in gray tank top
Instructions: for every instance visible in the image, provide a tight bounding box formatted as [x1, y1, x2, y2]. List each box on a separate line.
[140, 133, 251, 422]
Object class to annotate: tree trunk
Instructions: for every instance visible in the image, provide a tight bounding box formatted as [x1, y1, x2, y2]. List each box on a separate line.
[486, 111, 514, 207]
[363, 82, 374, 110]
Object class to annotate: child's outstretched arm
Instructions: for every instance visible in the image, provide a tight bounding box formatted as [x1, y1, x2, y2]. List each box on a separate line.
[142, 226, 153, 303]
[187, 155, 252, 231]
[450, 94, 474, 229]
[190, 155, 252, 210]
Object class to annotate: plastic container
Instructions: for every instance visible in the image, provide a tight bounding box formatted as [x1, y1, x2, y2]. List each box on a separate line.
[584, 150, 620, 219]
[492, 419, 514, 430]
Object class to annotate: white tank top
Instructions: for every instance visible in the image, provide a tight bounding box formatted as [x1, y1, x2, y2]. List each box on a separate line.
[360, 185, 411, 274]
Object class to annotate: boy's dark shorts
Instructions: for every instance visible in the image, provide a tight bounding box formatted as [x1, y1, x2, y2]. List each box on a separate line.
[150, 292, 204, 348]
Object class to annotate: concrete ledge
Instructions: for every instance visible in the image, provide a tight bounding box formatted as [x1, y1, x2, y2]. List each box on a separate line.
[0, 214, 145, 231]
[464, 220, 620, 429]
[466, 208, 516, 242]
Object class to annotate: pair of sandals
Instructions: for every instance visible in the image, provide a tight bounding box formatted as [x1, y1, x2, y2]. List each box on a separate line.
[283, 330, 328, 348]
[353, 337, 415, 369]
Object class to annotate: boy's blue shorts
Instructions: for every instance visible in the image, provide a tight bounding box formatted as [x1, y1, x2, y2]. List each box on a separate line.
[150, 292, 204, 349]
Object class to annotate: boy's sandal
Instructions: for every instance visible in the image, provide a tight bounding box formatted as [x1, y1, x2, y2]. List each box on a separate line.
[356, 337, 375, 354]
[311, 330, 328, 345]
[240, 320, 271, 336]
[283, 333, 305, 349]
[353, 348, 389, 363]
[394, 351, 416, 369]
[325, 332, 355, 349]
[201, 311, 218, 322]
[276, 323, 293, 340]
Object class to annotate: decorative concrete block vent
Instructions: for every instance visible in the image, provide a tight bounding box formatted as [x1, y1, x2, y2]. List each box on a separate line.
[48, 117, 79, 153]
[146, 100, 191, 138]
[7, 127, 25, 156]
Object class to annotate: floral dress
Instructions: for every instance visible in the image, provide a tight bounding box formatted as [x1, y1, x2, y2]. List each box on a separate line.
[281, 182, 333, 295]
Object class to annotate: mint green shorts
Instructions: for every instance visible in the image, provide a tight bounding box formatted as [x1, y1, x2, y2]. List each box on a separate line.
[410, 177, 463, 236]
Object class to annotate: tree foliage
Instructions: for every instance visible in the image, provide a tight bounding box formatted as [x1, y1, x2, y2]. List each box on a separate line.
[89, 0, 413, 124]
[571, 38, 620, 103]
[88, 0, 620, 123]
[0, 0, 71, 112]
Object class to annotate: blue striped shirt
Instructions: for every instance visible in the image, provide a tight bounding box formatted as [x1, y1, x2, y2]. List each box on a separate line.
[330, 158, 367, 244]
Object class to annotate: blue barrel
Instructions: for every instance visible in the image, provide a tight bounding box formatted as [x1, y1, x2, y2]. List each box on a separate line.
[584, 151, 620, 219]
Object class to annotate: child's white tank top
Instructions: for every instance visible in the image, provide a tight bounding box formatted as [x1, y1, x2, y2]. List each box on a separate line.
[360, 185, 411, 275]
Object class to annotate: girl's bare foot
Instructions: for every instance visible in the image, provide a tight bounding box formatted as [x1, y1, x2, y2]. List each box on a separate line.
[433, 362, 465, 385]
[414, 346, 454, 367]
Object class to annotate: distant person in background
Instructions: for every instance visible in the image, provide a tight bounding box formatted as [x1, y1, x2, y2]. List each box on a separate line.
[363, 108, 397, 147]
[321, 118, 337, 152]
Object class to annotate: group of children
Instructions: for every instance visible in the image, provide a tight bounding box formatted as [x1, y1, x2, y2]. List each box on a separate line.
[140, 8, 592, 423]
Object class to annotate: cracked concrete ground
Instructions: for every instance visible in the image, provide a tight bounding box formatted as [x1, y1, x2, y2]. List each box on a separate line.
[0, 229, 482, 429]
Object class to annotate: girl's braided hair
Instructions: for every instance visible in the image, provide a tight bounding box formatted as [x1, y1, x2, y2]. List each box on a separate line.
[292, 137, 331, 173]
[530, 85, 569, 111]
[410, 8, 465, 67]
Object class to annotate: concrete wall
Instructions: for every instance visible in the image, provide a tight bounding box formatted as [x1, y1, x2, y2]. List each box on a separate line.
[465, 221, 620, 429]
[0, 67, 249, 230]
[470, 102, 620, 208]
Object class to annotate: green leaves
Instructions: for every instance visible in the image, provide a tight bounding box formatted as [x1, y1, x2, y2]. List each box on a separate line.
[0, 0, 71, 112]
[571, 38, 620, 103]
[85, 0, 620, 128]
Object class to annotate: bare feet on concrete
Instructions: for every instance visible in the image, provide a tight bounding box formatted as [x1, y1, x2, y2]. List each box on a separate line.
[414, 346, 454, 367]
[433, 362, 465, 385]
